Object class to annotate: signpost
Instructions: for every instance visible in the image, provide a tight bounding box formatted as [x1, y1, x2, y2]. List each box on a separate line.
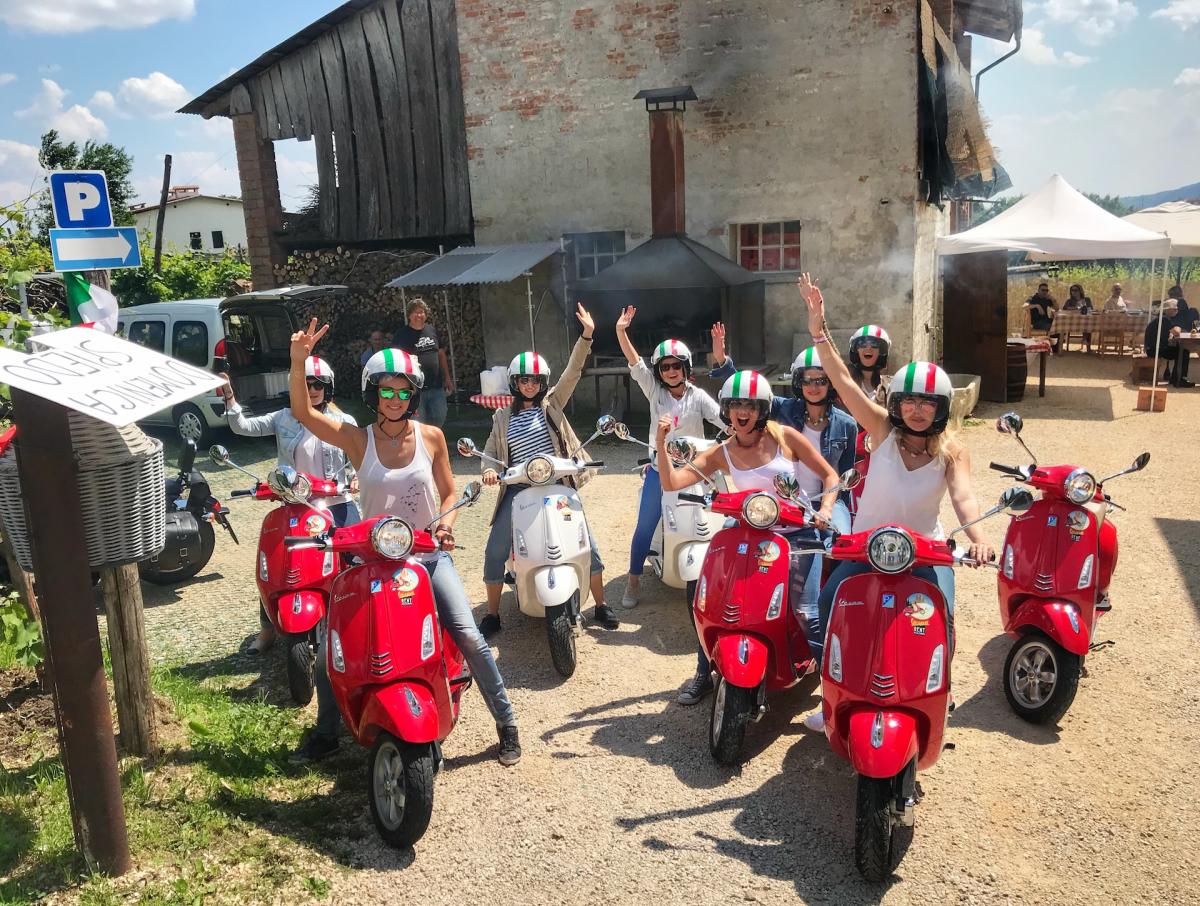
[49, 171, 114, 229]
[49, 227, 141, 272]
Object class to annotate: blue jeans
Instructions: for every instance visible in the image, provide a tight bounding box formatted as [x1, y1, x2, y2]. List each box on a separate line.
[418, 388, 448, 427]
[484, 484, 603, 585]
[315, 552, 516, 736]
[629, 467, 662, 575]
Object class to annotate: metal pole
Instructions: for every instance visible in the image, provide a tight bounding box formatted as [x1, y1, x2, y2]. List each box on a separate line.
[442, 289, 458, 413]
[10, 392, 131, 875]
[525, 272, 536, 351]
[18, 281, 30, 319]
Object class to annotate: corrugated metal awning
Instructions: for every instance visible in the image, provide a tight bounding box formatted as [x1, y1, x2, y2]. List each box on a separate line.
[386, 242, 561, 288]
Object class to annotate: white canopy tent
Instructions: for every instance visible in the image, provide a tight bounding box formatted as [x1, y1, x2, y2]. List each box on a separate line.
[1123, 201, 1200, 258]
[936, 174, 1175, 398]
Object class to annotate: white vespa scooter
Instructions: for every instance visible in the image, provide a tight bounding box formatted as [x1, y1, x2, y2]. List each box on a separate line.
[614, 427, 725, 605]
[457, 417, 617, 677]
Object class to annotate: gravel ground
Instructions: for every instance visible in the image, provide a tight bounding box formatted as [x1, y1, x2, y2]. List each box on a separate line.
[127, 355, 1200, 904]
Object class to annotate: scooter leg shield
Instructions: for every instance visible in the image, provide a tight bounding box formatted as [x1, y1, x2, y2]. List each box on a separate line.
[358, 682, 440, 747]
[712, 634, 769, 688]
[275, 590, 326, 635]
[1010, 598, 1091, 656]
[532, 566, 580, 608]
[846, 708, 919, 779]
[675, 543, 709, 583]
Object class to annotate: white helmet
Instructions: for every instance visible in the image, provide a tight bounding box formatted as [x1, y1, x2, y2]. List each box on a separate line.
[507, 351, 551, 395]
[362, 348, 424, 417]
[719, 369, 773, 430]
[650, 339, 693, 387]
[304, 356, 335, 396]
[849, 324, 892, 370]
[887, 361, 953, 436]
[790, 346, 835, 401]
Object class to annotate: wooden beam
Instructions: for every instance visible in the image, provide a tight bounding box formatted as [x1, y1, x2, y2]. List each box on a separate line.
[362, 3, 412, 236]
[402, 0, 445, 236]
[228, 84, 253, 116]
[299, 42, 339, 238]
[268, 66, 296, 139]
[340, 11, 389, 238]
[430, 0, 472, 236]
[382, 0, 417, 237]
[318, 29, 359, 240]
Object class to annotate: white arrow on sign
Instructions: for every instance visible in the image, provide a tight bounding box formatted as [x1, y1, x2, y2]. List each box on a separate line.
[55, 233, 132, 262]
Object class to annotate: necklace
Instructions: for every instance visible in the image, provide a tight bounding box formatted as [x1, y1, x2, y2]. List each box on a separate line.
[805, 409, 828, 429]
[897, 435, 930, 458]
[378, 421, 409, 448]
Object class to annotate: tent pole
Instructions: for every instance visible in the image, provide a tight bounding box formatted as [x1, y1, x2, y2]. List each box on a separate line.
[525, 272, 536, 351]
[442, 289, 459, 414]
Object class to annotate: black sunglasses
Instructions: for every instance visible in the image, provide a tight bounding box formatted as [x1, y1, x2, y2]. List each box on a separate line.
[658, 362, 685, 372]
[857, 339, 882, 350]
[377, 387, 414, 400]
[800, 377, 829, 387]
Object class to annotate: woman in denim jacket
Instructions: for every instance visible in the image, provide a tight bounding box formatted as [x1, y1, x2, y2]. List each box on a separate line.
[220, 358, 359, 653]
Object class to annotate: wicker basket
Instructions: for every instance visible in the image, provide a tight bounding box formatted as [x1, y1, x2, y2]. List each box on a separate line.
[0, 414, 166, 571]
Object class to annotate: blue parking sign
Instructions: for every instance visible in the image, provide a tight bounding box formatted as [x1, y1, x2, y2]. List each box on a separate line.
[49, 171, 113, 229]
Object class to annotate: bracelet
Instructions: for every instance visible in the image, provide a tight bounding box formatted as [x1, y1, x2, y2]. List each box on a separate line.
[581, 335, 594, 342]
[811, 333, 828, 345]
[436, 523, 453, 535]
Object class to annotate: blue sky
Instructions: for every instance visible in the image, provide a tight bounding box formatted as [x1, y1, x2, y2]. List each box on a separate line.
[0, 0, 1197, 214]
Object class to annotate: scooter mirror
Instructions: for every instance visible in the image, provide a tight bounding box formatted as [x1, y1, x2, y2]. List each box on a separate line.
[456, 438, 478, 457]
[999, 486, 1035, 512]
[267, 465, 298, 498]
[596, 415, 617, 435]
[179, 440, 197, 474]
[665, 438, 696, 465]
[772, 473, 801, 501]
[208, 444, 231, 466]
[613, 422, 631, 441]
[996, 412, 1023, 435]
[462, 480, 483, 503]
[1131, 451, 1150, 472]
[840, 468, 862, 490]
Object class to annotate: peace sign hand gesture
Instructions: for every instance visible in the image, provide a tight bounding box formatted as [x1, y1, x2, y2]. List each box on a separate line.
[575, 302, 595, 339]
[798, 273, 826, 337]
[291, 317, 329, 366]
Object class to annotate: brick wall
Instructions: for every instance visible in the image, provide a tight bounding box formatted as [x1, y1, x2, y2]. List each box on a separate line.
[231, 113, 286, 290]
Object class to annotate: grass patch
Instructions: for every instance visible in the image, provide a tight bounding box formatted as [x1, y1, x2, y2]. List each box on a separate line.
[0, 664, 351, 905]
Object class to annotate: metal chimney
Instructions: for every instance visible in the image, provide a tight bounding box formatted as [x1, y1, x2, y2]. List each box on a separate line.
[634, 86, 698, 238]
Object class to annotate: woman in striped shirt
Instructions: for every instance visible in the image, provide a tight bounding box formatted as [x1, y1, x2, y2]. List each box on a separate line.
[477, 304, 620, 637]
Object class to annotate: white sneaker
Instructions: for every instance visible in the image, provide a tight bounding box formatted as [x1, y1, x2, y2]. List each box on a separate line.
[620, 587, 640, 609]
[802, 710, 825, 732]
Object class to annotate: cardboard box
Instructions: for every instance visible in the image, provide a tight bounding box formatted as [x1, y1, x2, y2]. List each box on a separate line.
[1135, 386, 1167, 412]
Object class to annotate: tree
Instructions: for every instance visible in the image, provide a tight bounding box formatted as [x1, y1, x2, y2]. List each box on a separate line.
[35, 130, 136, 235]
[971, 194, 1022, 226]
[111, 244, 251, 306]
[1084, 193, 1132, 217]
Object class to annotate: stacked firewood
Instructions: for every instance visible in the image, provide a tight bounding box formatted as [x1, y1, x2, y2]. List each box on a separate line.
[272, 247, 486, 393]
[1, 276, 64, 318]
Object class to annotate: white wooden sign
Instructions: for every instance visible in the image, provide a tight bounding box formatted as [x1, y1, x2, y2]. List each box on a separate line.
[0, 327, 224, 427]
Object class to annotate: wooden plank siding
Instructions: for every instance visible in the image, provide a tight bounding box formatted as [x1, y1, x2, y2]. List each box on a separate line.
[225, 0, 469, 242]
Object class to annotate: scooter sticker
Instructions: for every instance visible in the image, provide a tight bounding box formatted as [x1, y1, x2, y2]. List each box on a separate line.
[289, 517, 299, 528]
[1046, 515, 1058, 527]
[904, 594, 936, 621]
[370, 579, 382, 593]
[882, 593, 895, 609]
[305, 514, 329, 535]
[756, 541, 781, 565]
[392, 568, 420, 595]
[1067, 510, 1089, 535]
[737, 543, 749, 554]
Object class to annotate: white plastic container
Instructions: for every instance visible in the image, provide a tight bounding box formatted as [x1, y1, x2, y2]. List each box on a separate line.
[479, 366, 509, 396]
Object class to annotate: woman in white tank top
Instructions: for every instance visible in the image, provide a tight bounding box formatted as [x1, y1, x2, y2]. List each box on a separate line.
[655, 367, 840, 707]
[282, 319, 522, 768]
[799, 274, 995, 731]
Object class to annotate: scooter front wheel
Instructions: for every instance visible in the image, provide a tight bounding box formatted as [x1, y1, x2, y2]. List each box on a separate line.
[369, 733, 435, 849]
[709, 677, 754, 765]
[1004, 633, 1081, 724]
[855, 774, 909, 881]
[286, 633, 315, 705]
[546, 596, 577, 678]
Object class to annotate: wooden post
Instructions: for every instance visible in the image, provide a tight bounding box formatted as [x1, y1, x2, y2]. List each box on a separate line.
[153, 155, 172, 274]
[0, 529, 40, 628]
[10, 390, 130, 876]
[100, 566, 159, 757]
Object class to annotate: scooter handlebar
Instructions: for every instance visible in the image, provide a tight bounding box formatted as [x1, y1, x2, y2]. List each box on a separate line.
[678, 492, 708, 505]
[230, 488, 256, 498]
[283, 535, 326, 549]
[989, 462, 1026, 478]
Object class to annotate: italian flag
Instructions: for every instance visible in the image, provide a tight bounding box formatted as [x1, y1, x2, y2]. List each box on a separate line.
[64, 272, 118, 334]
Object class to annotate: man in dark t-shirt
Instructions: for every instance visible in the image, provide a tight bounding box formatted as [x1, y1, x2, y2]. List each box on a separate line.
[1024, 282, 1060, 353]
[393, 297, 455, 426]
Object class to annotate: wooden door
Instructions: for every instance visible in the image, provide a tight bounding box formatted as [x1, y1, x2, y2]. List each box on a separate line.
[942, 251, 1010, 402]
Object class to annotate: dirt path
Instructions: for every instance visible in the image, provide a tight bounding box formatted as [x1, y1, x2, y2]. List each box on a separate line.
[135, 355, 1200, 904]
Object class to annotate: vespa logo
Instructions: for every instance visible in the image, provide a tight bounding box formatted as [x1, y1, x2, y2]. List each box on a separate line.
[838, 599, 865, 608]
[333, 591, 355, 604]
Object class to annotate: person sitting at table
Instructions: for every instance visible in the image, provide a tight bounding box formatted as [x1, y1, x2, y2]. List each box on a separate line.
[1062, 283, 1092, 312]
[1104, 284, 1129, 311]
[1024, 282, 1060, 353]
[1168, 286, 1194, 331]
[1144, 298, 1193, 387]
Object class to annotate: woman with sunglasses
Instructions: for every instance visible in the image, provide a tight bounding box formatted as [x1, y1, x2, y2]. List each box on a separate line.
[284, 320, 522, 767]
[655, 368, 840, 705]
[800, 274, 994, 730]
[477, 303, 620, 637]
[220, 357, 359, 655]
[614, 306, 726, 609]
[846, 325, 891, 404]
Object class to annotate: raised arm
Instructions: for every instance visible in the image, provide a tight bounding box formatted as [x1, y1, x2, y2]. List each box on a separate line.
[546, 302, 595, 406]
[615, 305, 641, 366]
[289, 318, 368, 467]
[655, 416, 724, 491]
[708, 322, 736, 380]
[800, 274, 891, 445]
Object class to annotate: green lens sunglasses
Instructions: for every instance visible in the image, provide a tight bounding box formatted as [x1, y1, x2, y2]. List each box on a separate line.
[377, 387, 415, 400]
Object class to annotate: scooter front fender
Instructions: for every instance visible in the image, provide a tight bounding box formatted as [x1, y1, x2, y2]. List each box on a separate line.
[675, 542, 709, 583]
[358, 681, 440, 747]
[712, 633, 769, 688]
[532, 565, 580, 608]
[274, 589, 326, 635]
[846, 708, 919, 779]
[1010, 597, 1090, 656]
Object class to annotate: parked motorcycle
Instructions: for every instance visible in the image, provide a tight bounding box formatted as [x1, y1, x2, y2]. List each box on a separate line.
[456, 417, 614, 678]
[989, 411, 1149, 724]
[818, 487, 1032, 880]
[210, 444, 348, 705]
[139, 440, 236, 585]
[285, 483, 482, 848]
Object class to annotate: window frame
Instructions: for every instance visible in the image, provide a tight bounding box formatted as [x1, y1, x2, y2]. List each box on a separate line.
[127, 319, 167, 353]
[211, 230, 225, 250]
[171, 320, 210, 368]
[188, 231, 202, 251]
[733, 220, 802, 273]
[565, 230, 627, 281]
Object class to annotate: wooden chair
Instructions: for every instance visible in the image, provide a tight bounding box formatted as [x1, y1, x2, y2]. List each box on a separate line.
[1097, 331, 1124, 355]
[1129, 350, 1155, 384]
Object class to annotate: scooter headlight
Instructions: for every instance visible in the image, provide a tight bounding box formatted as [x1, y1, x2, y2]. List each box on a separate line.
[1077, 554, 1094, 589]
[766, 583, 785, 620]
[867, 527, 916, 574]
[329, 629, 346, 673]
[1003, 544, 1014, 580]
[828, 633, 843, 682]
[526, 456, 554, 485]
[420, 614, 436, 661]
[371, 517, 414, 560]
[925, 644, 945, 693]
[742, 492, 780, 529]
[1063, 468, 1097, 504]
[258, 550, 269, 582]
[696, 576, 707, 613]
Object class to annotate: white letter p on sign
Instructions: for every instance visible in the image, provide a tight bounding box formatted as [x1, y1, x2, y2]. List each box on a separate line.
[65, 181, 102, 222]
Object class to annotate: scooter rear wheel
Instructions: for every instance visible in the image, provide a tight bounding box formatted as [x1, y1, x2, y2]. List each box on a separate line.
[709, 677, 754, 765]
[546, 596, 577, 678]
[855, 774, 906, 881]
[139, 519, 216, 585]
[1004, 633, 1081, 725]
[368, 733, 435, 849]
[286, 633, 315, 705]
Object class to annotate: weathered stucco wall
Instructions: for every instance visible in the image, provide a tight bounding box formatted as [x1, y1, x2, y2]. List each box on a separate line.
[457, 0, 931, 368]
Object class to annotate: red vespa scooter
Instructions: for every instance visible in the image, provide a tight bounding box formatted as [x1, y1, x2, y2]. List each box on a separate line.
[211, 445, 348, 705]
[285, 482, 483, 849]
[819, 486, 1031, 880]
[989, 411, 1149, 724]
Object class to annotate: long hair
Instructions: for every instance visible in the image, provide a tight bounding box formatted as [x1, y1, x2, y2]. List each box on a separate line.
[848, 361, 882, 390]
[925, 426, 958, 464]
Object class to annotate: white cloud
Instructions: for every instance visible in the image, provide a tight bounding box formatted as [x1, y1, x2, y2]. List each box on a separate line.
[1040, 0, 1138, 45]
[116, 71, 190, 117]
[1106, 87, 1163, 113]
[1018, 27, 1093, 67]
[177, 116, 233, 141]
[0, 138, 45, 207]
[1176, 67, 1200, 87]
[13, 78, 108, 142]
[1152, 0, 1200, 29]
[0, 73, 15, 87]
[0, 0, 194, 34]
[1061, 51, 1093, 66]
[88, 89, 120, 114]
[14, 78, 66, 120]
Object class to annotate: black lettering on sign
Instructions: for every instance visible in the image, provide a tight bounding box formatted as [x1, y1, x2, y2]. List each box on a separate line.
[74, 339, 135, 368]
[70, 392, 118, 417]
[0, 362, 62, 386]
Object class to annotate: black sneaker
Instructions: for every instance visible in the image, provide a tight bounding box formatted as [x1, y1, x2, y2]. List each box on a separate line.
[478, 613, 502, 638]
[677, 670, 713, 705]
[288, 730, 338, 765]
[592, 604, 620, 630]
[498, 725, 521, 766]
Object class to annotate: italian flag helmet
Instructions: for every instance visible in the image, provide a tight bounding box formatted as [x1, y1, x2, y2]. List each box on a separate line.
[886, 361, 954, 436]
[789, 346, 835, 402]
[650, 339, 693, 368]
[719, 369, 772, 430]
[848, 324, 892, 370]
[362, 348, 424, 418]
[304, 356, 335, 391]
[507, 351, 551, 395]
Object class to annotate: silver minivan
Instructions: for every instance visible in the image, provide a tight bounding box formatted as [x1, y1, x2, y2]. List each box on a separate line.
[116, 285, 347, 445]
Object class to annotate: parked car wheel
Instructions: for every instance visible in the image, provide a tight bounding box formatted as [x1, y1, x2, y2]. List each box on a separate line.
[173, 403, 212, 448]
